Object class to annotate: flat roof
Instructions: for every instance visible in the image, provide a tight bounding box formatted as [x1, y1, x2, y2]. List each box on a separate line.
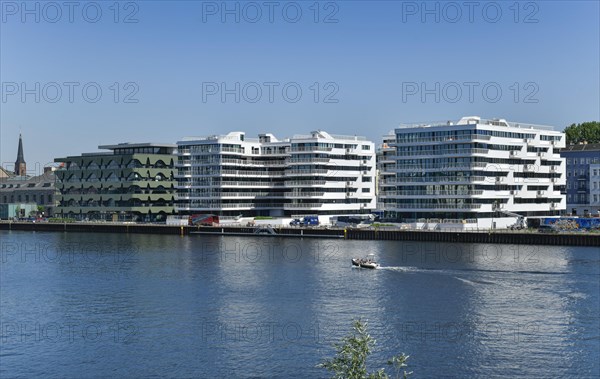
[561, 143, 600, 152]
[98, 143, 177, 150]
[396, 116, 556, 131]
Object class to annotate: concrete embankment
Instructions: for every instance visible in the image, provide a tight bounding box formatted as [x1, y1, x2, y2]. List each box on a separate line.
[1, 221, 598, 247]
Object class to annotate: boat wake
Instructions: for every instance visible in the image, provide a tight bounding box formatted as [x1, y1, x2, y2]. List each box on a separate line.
[377, 266, 421, 272]
[453, 277, 496, 285]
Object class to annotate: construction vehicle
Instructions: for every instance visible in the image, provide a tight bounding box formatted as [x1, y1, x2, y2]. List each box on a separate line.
[499, 209, 525, 230]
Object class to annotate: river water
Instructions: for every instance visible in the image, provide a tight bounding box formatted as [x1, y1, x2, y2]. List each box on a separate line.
[1, 231, 598, 378]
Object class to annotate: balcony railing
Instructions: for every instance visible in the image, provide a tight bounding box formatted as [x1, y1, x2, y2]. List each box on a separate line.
[394, 176, 487, 183]
[388, 190, 485, 196]
[392, 204, 483, 210]
[394, 134, 492, 144]
[284, 203, 324, 208]
[285, 180, 327, 186]
[395, 162, 488, 171]
[395, 148, 489, 157]
[290, 147, 333, 152]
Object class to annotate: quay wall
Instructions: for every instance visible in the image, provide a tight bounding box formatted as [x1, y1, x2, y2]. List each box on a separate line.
[1, 222, 598, 247]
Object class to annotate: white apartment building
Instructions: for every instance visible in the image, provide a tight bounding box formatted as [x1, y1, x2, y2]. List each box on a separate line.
[385, 116, 566, 229]
[376, 133, 396, 212]
[176, 131, 376, 217]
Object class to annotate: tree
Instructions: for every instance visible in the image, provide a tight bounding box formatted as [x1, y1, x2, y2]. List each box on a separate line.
[318, 319, 412, 379]
[563, 121, 600, 145]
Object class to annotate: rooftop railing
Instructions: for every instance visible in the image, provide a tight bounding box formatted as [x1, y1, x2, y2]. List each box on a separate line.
[397, 118, 555, 131]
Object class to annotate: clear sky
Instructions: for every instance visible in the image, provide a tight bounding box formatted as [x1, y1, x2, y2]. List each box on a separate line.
[1, 0, 599, 172]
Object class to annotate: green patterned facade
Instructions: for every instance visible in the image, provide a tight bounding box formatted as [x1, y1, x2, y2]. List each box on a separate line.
[54, 143, 177, 222]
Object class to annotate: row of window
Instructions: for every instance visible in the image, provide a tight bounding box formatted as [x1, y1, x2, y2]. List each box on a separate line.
[567, 194, 594, 204]
[396, 129, 537, 141]
[2, 194, 53, 203]
[1, 182, 52, 189]
[566, 157, 600, 165]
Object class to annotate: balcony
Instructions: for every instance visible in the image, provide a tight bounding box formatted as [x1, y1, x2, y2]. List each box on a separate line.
[394, 176, 488, 184]
[393, 204, 483, 210]
[288, 157, 330, 164]
[394, 134, 492, 145]
[284, 203, 323, 209]
[285, 169, 329, 175]
[389, 190, 484, 197]
[395, 162, 488, 172]
[395, 148, 489, 157]
[286, 191, 325, 198]
[290, 147, 333, 152]
[285, 180, 327, 186]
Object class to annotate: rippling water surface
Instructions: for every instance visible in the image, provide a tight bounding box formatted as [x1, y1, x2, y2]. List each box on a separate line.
[1, 231, 598, 378]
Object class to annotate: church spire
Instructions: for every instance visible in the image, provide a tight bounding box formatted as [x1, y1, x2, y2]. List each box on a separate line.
[14, 133, 26, 176]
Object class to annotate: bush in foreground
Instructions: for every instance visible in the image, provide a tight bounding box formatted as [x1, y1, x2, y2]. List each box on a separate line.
[318, 319, 412, 379]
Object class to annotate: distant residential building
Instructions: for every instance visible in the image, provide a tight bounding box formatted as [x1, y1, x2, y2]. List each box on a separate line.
[176, 131, 376, 217]
[54, 143, 177, 222]
[1, 134, 57, 219]
[0, 169, 58, 218]
[385, 116, 566, 229]
[590, 163, 600, 216]
[0, 167, 12, 179]
[561, 143, 600, 216]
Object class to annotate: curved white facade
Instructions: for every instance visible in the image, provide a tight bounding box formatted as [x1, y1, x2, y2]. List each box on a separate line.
[176, 131, 376, 216]
[385, 116, 566, 229]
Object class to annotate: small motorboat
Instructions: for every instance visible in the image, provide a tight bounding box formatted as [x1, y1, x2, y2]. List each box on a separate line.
[351, 254, 380, 269]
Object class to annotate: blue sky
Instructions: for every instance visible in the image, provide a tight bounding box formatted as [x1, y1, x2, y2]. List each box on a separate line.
[1, 0, 599, 171]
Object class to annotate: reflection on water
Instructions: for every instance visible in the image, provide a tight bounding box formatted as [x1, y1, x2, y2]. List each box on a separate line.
[1, 231, 598, 378]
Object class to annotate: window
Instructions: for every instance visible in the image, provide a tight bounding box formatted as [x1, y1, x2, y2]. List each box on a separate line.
[362, 188, 370, 193]
[594, 169, 598, 176]
[567, 194, 571, 202]
[594, 194, 598, 203]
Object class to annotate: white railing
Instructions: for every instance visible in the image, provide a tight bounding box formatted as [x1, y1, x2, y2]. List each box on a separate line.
[394, 134, 491, 144]
[393, 204, 483, 210]
[285, 180, 327, 186]
[395, 162, 488, 171]
[397, 118, 554, 130]
[290, 147, 333, 152]
[284, 203, 323, 208]
[395, 148, 489, 157]
[394, 176, 487, 183]
[389, 190, 484, 196]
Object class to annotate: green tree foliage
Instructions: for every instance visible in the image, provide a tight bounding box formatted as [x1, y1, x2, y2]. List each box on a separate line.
[563, 122, 600, 144]
[318, 319, 412, 379]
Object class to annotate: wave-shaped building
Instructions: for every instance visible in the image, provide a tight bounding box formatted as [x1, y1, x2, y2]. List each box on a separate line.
[383, 116, 566, 229]
[176, 131, 376, 217]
